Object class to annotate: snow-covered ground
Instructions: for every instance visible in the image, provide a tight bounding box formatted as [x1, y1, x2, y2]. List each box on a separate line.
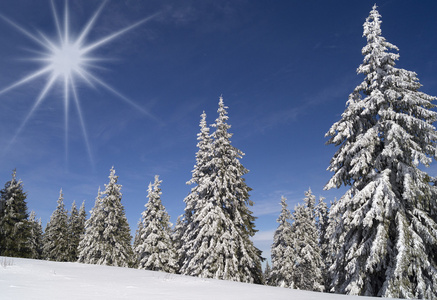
[1, 257, 384, 300]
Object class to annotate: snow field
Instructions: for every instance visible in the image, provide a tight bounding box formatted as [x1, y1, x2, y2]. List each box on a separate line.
[0, 257, 385, 300]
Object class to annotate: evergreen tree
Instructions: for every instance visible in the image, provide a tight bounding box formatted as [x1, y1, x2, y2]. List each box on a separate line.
[132, 217, 142, 268]
[28, 211, 43, 259]
[67, 200, 86, 262]
[291, 190, 324, 292]
[77, 188, 105, 264]
[263, 261, 272, 286]
[270, 196, 294, 288]
[178, 111, 213, 270]
[315, 196, 329, 288]
[325, 5, 437, 298]
[78, 167, 133, 267]
[181, 97, 263, 284]
[0, 170, 32, 258]
[171, 215, 184, 270]
[43, 189, 70, 261]
[134, 176, 178, 272]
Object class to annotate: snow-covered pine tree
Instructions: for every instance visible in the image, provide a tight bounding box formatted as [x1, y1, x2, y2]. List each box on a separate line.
[211, 96, 263, 283]
[270, 196, 294, 288]
[78, 167, 133, 267]
[323, 197, 339, 281]
[78, 201, 86, 230]
[291, 190, 324, 292]
[28, 211, 43, 259]
[134, 176, 178, 273]
[178, 111, 213, 270]
[315, 196, 329, 288]
[264, 261, 272, 286]
[78, 188, 105, 264]
[181, 97, 263, 284]
[132, 217, 142, 267]
[67, 201, 86, 262]
[171, 215, 184, 269]
[325, 5, 437, 298]
[0, 170, 32, 258]
[43, 189, 70, 262]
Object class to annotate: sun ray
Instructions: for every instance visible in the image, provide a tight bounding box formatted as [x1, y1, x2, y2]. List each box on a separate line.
[80, 68, 158, 121]
[0, 14, 52, 52]
[4, 73, 58, 154]
[81, 12, 161, 55]
[50, 0, 63, 44]
[64, 1, 69, 46]
[70, 75, 94, 167]
[75, 0, 107, 47]
[64, 75, 69, 164]
[0, 66, 53, 96]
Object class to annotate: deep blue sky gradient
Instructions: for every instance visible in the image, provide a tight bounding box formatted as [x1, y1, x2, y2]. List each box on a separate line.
[0, 0, 436, 258]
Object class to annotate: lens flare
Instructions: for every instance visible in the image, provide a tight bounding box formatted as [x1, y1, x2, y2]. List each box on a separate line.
[0, 0, 158, 165]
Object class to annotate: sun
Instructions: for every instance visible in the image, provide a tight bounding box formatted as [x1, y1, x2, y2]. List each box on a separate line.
[51, 41, 83, 78]
[0, 0, 158, 164]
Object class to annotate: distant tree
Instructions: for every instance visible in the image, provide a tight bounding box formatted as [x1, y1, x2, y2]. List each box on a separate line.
[263, 261, 272, 285]
[325, 5, 437, 298]
[78, 167, 133, 267]
[171, 215, 184, 270]
[315, 196, 329, 288]
[67, 200, 86, 262]
[77, 188, 104, 264]
[270, 196, 294, 288]
[0, 170, 32, 258]
[43, 189, 70, 261]
[28, 211, 43, 259]
[132, 217, 142, 268]
[291, 190, 324, 292]
[180, 98, 263, 283]
[134, 176, 178, 273]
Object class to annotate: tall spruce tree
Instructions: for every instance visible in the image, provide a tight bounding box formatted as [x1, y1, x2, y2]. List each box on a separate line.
[77, 188, 105, 264]
[0, 170, 32, 258]
[270, 196, 294, 288]
[43, 189, 70, 261]
[325, 5, 437, 298]
[134, 176, 178, 272]
[78, 167, 133, 267]
[67, 201, 86, 262]
[180, 97, 263, 284]
[178, 111, 213, 269]
[28, 211, 43, 259]
[291, 189, 324, 292]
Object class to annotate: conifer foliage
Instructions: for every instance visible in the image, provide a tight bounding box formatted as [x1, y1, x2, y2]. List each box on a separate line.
[291, 189, 324, 292]
[28, 210, 43, 259]
[315, 196, 329, 288]
[270, 196, 294, 288]
[180, 97, 263, 283]
[67, 201, 86, 262]
[134, 175, 178, 272]
[325, 5, 437, 298]
[43, 189, 70, 261]
[178, 111, 213, 268]
[0, 170, 32, 258]
[78, 167, 133, 267]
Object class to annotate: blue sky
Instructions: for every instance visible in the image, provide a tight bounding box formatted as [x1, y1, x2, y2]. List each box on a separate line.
[0, 0, 436, 259]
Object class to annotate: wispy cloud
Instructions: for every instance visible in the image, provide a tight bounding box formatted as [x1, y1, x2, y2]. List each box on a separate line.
[251, 189, 296, 217]
[252, 229, 275, 242]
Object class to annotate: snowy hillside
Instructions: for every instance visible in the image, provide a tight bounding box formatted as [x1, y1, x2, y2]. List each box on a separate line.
[1, 257, 386, 300]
